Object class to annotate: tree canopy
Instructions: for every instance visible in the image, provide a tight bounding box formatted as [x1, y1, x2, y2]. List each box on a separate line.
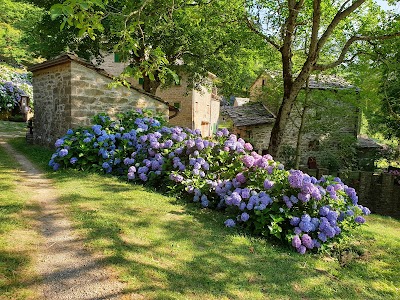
[245, 0, 400, 156]
[49, 0, 278, 95]
[0, 0, 43, 64]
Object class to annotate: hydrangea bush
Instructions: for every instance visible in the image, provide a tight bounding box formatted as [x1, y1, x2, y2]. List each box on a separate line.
[0, 64, 33, 112]
[50, 110, 371, 254]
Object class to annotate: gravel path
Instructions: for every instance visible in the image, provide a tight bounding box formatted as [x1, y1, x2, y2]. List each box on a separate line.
[1, 141, 128, 300]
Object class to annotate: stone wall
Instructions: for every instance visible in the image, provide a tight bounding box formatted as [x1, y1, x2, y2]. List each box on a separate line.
[300, 167, 400, 219]
[155, 76, 193, 130]
[32, 62, 72, 147]
[31, 58, 169, 148]
[70, 61, 168, 127]
[247, 75, 359, 164]
[192, 84, 218, 137]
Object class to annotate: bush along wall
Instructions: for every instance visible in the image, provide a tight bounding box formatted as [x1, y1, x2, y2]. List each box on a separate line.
[49, 110, 371, 254]
[0, 63, 32, 113]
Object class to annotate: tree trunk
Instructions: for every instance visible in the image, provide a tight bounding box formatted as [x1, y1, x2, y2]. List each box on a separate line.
[294, 77, 310, 169]
[142, 74, 161, 95]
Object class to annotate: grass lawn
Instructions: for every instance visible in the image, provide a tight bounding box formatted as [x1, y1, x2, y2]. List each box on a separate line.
[0, 121, 26, 138]
[0, 142, 40, 299]
[6, 137, 400, 300]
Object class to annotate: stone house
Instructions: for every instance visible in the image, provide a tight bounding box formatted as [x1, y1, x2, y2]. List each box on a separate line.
[99, 53, 221, 137]
[220, 102, 275, 153]
[28, 53, 177, 147]
[222, 72, 360, 165]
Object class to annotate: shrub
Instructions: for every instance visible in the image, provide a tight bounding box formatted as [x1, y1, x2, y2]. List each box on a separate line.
[0, 64, 33, 112]
[50, 110, 370, 254]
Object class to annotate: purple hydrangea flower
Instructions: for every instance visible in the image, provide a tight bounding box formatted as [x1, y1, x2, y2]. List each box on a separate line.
[292, 235, 301, 248]
[301, 234, 314, 249]
[70, 157, 78, 164]
[288, 170, 303, 188]
[242, 155, 255, 168]
[263, 179, 274, 189]
[236, 173, 246, 184]
[297, 245, 307, 254]
[244, 143, 253, 151]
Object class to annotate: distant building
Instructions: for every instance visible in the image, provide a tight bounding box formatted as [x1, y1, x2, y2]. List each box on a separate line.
[99, 53, 220, 137]
[222, 71, 360, 166]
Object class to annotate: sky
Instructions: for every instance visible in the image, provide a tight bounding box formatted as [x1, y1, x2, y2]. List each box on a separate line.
[375, 0, 400, 12]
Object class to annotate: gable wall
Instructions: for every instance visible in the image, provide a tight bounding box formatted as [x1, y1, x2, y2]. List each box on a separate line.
[70, 61, 169, 127]
[155, 77, 194, 130]
[31, 59, 169, 148]
[31, 62, 72, 147]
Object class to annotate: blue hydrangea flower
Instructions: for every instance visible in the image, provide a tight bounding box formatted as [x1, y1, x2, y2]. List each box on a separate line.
[55, 139, 64, 148]
[240, 212, 250, 222]
[290, 217, 300, 226]
[355, 216, 366, 224]
[59, 149, 68, 157]
[224, 219, 236, 227]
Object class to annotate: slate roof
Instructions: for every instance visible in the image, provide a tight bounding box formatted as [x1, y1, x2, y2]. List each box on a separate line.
[306, 74, 355, 90]
[251, 71, 356, 91]
[221, 102, 275, 127]
[357, 136, 383, 149]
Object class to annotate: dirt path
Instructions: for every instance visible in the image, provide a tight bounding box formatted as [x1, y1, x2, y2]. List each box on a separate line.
[0, 140, 128, 300]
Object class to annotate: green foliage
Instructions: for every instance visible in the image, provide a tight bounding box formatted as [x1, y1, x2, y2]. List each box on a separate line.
[49, 0, 276, 95]
[0, 0, 43, 64]
[316, 133, 358, 172]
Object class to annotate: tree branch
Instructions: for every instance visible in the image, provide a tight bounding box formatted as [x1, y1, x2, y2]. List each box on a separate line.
[313, 33, 400, 71]
[245, 17, 281, 50]
[309, 0, 321, 55]
[316, 0, 366, 53]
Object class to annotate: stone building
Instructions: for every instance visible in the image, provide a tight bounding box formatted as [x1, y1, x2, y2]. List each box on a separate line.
[99, 53, 220, 137]
[222, 72, 360, 165]
[220, 102, 275, 153]
[28, 53, 177, 147]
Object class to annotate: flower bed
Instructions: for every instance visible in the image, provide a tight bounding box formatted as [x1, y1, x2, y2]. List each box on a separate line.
[49, 110, 370, 254]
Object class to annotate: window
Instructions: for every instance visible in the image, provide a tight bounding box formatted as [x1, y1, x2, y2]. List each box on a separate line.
[262, 79, 266, 86]
[114, 53, 121, 63]
[173, 102, 181, 109]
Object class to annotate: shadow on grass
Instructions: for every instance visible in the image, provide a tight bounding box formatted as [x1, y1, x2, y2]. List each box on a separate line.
[55, 178, 344, 299]
[7, 138, 400, 299]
